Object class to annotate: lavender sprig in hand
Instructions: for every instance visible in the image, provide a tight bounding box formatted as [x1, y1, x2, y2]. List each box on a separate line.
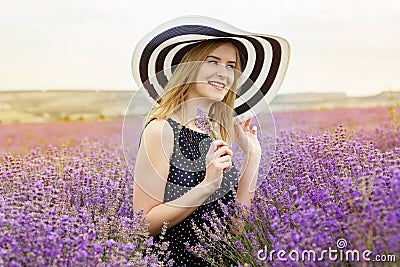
[194, 108, 219, 140]
[194, 108, 231, 172]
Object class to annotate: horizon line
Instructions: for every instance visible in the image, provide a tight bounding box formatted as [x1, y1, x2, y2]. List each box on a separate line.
[0, 88, 399, 97]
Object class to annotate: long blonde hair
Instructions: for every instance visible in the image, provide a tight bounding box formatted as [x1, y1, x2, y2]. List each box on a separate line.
[145, 39, 242, 145]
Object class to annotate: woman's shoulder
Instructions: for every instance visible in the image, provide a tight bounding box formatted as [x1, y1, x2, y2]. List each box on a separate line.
[143, 118, 174, 141]
[140, 118, 175, 158]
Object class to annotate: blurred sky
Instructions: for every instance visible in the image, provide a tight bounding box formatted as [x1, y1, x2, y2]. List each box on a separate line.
[0, 0, 399, 96]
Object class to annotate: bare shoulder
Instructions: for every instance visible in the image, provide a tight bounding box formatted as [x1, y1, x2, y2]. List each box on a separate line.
[141, 119, 174, 156]
[143, 118, 173, 139]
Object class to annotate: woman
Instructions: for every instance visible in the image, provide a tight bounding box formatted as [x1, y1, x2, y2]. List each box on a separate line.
[131, 16, 290, 266]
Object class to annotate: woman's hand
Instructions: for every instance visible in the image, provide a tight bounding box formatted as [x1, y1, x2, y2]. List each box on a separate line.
[201, 140, 233, 193]
[233, 117, 261, 157]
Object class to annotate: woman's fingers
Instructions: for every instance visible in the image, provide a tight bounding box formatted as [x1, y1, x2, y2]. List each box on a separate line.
[222, 161, 232, 172]
[207, 140, 232, 169]
[210, 140, 228, 151]
[215, 157, 231, 171]
[244, 118, 251, 132]
[215, 145, 233, 157]
[218, 154, 232, 163]
[251, 125, 257, 135]
[234, 120, 246, 137]
[209, 140, 233, 157]
[235, 117, 252, 132]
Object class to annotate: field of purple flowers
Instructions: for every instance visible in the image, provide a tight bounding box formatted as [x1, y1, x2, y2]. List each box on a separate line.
[1, 106, 399, 266]
[0, 140, 173, 266]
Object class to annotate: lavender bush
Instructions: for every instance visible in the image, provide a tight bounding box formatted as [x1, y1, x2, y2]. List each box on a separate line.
[1, 105, 399, 266]
[0, 140, 172, 266]
[188, 123, 400, 266]
[354, 102, 400, 152]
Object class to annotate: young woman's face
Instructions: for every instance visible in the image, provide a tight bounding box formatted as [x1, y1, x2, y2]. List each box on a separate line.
[188, 42, 237, 102]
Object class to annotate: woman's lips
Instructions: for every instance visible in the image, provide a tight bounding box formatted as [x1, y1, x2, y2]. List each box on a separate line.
[208, 81, 225, 91]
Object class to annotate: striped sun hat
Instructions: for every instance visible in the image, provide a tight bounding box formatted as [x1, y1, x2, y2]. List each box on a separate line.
[131, 15, 290, 117]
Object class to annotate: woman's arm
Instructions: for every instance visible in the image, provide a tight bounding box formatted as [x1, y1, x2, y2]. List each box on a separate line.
[133, 119, 232, 235]
[230, 118, 261, 235]
[233, 118, 262, 207]
[236, 151, 261, 206]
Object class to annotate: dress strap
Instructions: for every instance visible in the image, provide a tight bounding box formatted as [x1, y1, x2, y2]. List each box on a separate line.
[166, 117, 179, 130]
[166, 118, 181, 147]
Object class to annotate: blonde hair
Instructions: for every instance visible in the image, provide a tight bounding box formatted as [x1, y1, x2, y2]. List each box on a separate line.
[145, 39, 242, 145]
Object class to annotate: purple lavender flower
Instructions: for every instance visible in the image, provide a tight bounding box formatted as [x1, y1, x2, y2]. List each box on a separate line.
[194, 108, 219, 140]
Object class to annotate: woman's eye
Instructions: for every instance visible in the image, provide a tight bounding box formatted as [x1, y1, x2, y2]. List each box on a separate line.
[207, 60, 235, 69]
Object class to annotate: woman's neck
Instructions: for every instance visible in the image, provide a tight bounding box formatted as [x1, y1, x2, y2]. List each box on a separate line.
[173, 97, 214, 126]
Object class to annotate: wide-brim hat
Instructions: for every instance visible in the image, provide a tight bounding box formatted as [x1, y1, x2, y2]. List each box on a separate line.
[131, 15, 290, 117]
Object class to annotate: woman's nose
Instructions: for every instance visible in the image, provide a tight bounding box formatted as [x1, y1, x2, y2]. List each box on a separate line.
[215, 63, 228, 78]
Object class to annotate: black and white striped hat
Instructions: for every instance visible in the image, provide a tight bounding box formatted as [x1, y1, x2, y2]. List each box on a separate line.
[131, 15, 290, 117]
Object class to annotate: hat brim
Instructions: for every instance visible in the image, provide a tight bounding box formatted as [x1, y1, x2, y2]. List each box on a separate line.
[132, 15, 290, 117]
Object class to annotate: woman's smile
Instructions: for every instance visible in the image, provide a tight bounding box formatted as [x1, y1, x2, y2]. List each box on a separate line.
[208, 81, 226, 91]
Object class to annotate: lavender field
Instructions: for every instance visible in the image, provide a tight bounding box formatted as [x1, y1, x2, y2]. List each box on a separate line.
[0, 106, 399, 266]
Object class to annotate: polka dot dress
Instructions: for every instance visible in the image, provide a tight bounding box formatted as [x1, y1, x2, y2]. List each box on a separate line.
[155, 118, 238, 266]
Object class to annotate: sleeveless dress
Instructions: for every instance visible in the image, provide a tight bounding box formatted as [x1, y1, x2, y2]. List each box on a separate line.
[155, 118, 239, 266]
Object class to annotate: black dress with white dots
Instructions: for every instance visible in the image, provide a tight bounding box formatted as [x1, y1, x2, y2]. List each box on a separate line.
[156, 118, 238, 266]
